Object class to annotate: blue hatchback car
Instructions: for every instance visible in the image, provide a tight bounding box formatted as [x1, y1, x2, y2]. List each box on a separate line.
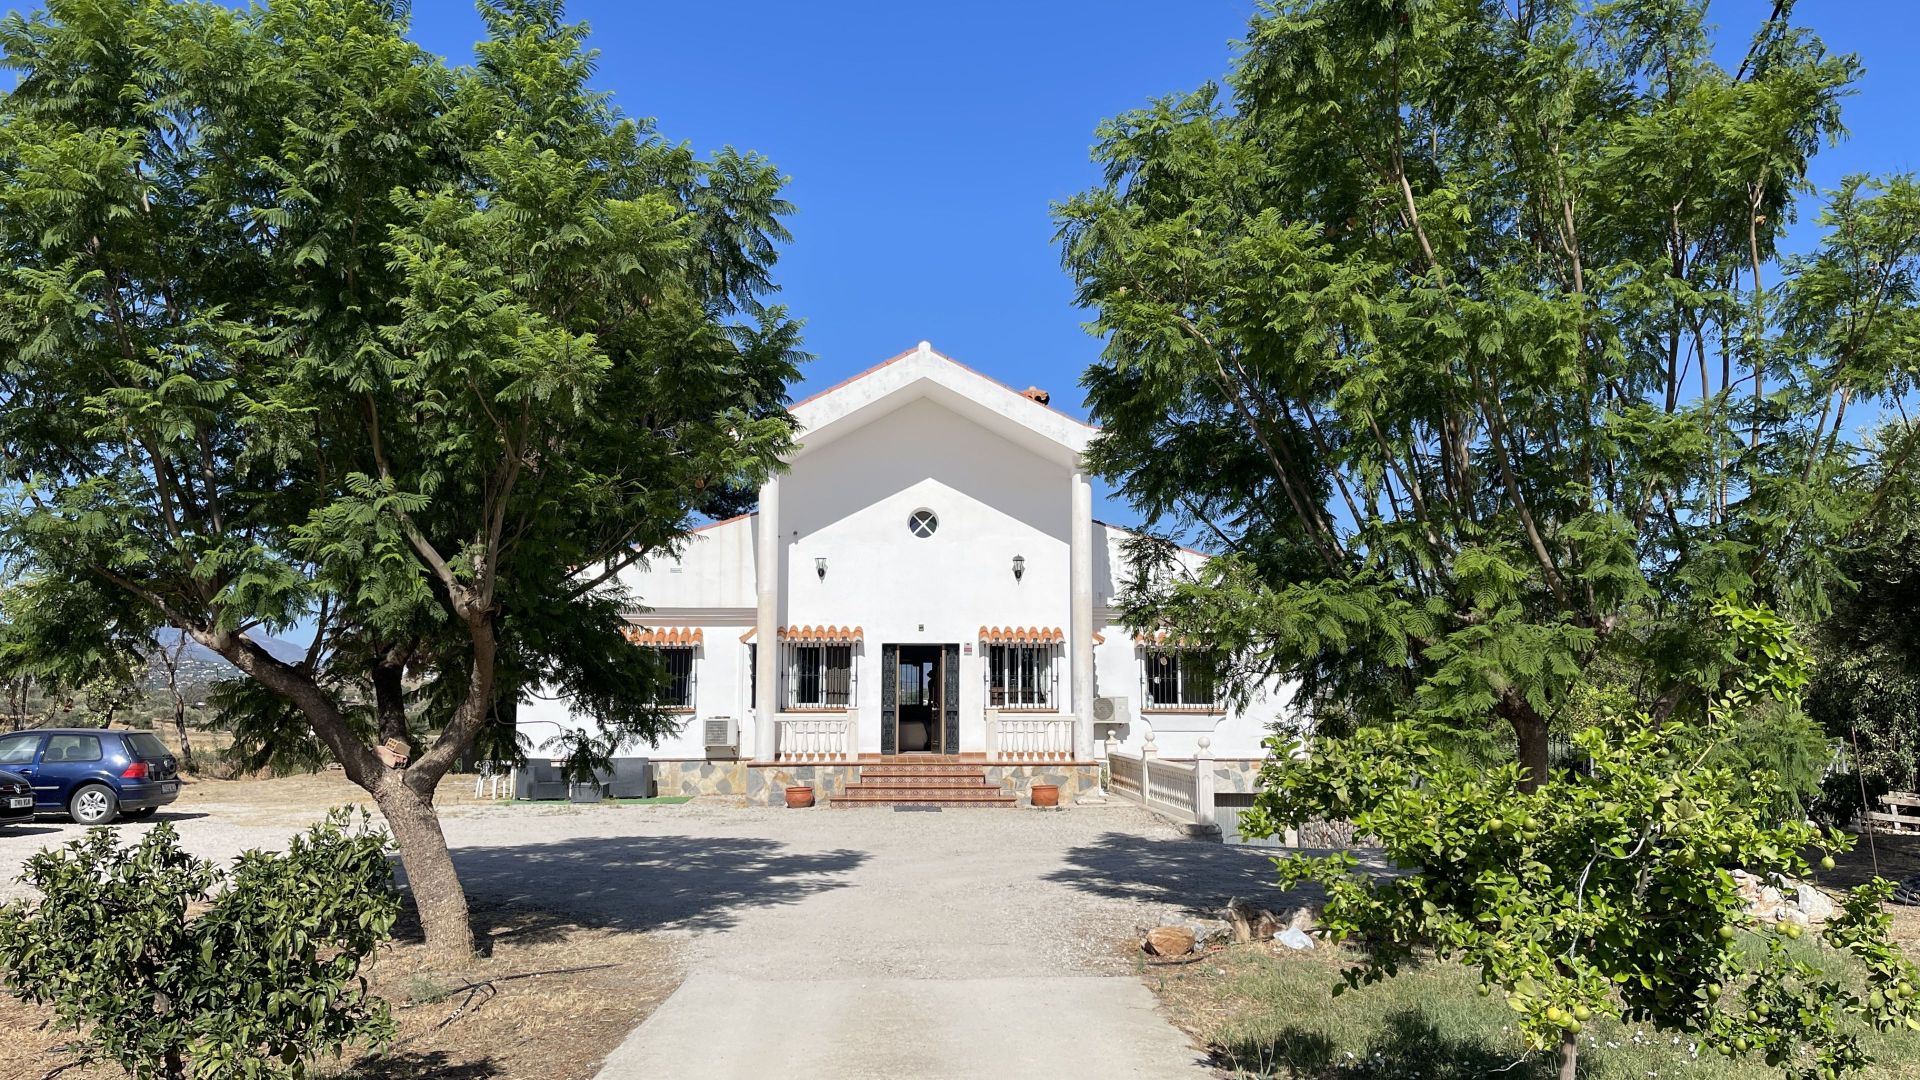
[0, 728, 181, 825]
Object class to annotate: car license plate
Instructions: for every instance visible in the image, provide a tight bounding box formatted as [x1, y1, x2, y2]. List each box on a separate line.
[5, 797, 29, 809]
[160, 782, 177, 794]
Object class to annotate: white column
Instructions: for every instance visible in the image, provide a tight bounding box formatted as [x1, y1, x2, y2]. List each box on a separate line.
[753, 475, 781, 761]
[1069, 469, 1096, 760]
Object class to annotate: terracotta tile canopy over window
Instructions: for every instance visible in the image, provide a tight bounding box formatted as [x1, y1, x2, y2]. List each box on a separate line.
[978, 626, 1064, 645]
[776, 625, 863, 643]
[619, 627, 704, 646]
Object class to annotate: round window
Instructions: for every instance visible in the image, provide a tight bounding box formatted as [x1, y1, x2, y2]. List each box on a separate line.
[907, 509, 939, 538]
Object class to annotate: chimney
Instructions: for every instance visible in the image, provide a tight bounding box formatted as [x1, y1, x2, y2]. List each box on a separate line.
[1021, 386, 1051, 405]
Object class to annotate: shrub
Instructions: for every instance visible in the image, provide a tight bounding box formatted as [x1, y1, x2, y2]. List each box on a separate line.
[0, 809, 399, 1079]
[1249, 710, 1920, 1080]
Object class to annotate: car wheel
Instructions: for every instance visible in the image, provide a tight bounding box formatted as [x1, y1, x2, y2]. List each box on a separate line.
[69, 785, 118, 825]
[123, 807, 158, 821]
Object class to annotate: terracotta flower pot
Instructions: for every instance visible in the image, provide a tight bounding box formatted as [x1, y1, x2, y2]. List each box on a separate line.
[1030, 783, 1060, 808]
[785, 786, 816, 809]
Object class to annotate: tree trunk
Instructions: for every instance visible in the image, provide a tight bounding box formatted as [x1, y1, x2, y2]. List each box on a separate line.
[1559, 1026, 1579, 1080]
[1500, 694, 1551, 793]
[371, 775, 474, 966]
[172, 693, 193, 767]
[199, 628, 479, 964]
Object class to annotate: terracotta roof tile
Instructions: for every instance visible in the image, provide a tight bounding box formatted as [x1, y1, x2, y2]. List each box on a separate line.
[978, 625, 1065, 645]
[775, 624, 863, 643]
[621, 626, 704, 647]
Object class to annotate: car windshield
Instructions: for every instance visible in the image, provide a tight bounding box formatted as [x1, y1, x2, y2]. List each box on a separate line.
[124, 732, 171, 760]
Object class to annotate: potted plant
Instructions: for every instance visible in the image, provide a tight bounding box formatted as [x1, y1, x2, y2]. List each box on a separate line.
[543, 729, 615, 803]
[1030, 783, 1060, 808]
[785, 785, 816, 809]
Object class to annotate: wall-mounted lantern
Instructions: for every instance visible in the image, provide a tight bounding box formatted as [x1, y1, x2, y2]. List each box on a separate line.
[1012, 554, 1026, 582]
[815, 556, 828, 580]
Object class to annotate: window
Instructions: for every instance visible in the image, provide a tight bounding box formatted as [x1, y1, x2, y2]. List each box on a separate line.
[907, 508, 938, 538]
[1142, 649, 1219, 709]
[0, 734, 40, 765]
[646, 647, 696, 709]
[784, 643, 854, 708]
[44, 734, 103, 762]
[988, 644, 1056, 709]
[125, 732, 171, 761]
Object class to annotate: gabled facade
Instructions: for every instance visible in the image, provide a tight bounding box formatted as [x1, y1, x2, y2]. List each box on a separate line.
[518, 342, 1294, 800]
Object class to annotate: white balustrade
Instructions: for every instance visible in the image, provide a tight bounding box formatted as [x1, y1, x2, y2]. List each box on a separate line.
[987, 712, 1076, 761]
[1107, 727, 1216, 829]
[774, 714, 854, 762]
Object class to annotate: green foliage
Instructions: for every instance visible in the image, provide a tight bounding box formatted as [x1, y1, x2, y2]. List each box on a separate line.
[1248, 700, 1916, 1079]
[1807, 426, 1920, 791]
[543, 725, 617, 786]
[0, 810, 399, 1080]
[1057, 0, 1920, 771]
[0, 0, 802, 951]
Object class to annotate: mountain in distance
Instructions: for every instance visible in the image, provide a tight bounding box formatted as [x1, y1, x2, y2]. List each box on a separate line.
[149, 627, 309, 674]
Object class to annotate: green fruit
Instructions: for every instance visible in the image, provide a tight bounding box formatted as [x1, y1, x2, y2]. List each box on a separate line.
[1546, 1006, 1565, 1024]
[1487, 817, 1505, 834]
[1565, 1020, 1582, 1034]
[1869, 991, 1886, 1010]
[1734, 1036, 1751, 1052]
[1718, 925, 1737, 941]
[1785, 923, 1804, 940]
[1573, 1004, 1592, 1021]
[1820, 855, 1836, 871]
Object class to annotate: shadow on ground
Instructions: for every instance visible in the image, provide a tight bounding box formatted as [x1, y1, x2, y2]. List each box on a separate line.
[390, 835, 866, 940]
[334, 1050, 503, 1079]
[1046, 830, 1348, 915]
[1211, 1008, 1581, 1079]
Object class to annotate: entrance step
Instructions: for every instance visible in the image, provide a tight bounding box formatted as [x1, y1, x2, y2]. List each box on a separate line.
[852, 762, 989, 778]
[831, 761, 1016, 808]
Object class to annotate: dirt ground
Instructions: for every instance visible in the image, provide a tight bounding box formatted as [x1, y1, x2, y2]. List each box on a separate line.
[0, 771, 683, 1080]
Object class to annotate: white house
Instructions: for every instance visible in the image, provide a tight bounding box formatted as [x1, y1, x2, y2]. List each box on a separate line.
[518, 342, 1295, 805]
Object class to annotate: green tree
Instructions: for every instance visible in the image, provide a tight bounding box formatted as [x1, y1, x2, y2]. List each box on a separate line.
[1056, 0, 1920, 784]
[1250, 607, 1919, 1080]
[1807, 421, 1920, 793]
[0, 0, 800, 962]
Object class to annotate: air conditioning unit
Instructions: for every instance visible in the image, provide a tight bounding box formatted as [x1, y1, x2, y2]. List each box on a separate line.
[1093, 696, 1132, 749]
[703, 716, 739, 760]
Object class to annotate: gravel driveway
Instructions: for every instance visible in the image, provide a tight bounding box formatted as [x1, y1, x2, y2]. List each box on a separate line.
[0, 777, 1302, 1078]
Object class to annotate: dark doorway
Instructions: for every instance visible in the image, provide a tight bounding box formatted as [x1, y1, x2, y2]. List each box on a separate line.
[895, 645, 944, 754]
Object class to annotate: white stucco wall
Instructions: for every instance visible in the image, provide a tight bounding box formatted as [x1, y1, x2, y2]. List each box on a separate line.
[517, 349, 1300, 765]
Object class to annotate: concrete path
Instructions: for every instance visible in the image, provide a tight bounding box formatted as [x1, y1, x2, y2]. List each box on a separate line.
[549, 801, 1285, 1080]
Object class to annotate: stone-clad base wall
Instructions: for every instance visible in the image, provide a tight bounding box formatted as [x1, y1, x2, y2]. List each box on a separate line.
[984, 764, 1101, 802]
[1212, 758, 1266, 794]
[650, 760, 1102, 805]
[651, 761, 858, 801]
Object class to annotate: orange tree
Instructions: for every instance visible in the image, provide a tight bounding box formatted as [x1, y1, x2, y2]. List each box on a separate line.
[1248, 606, 1918, 1080]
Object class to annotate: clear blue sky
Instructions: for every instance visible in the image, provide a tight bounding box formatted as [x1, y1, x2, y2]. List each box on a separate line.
[396, 0, 1920, 522]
